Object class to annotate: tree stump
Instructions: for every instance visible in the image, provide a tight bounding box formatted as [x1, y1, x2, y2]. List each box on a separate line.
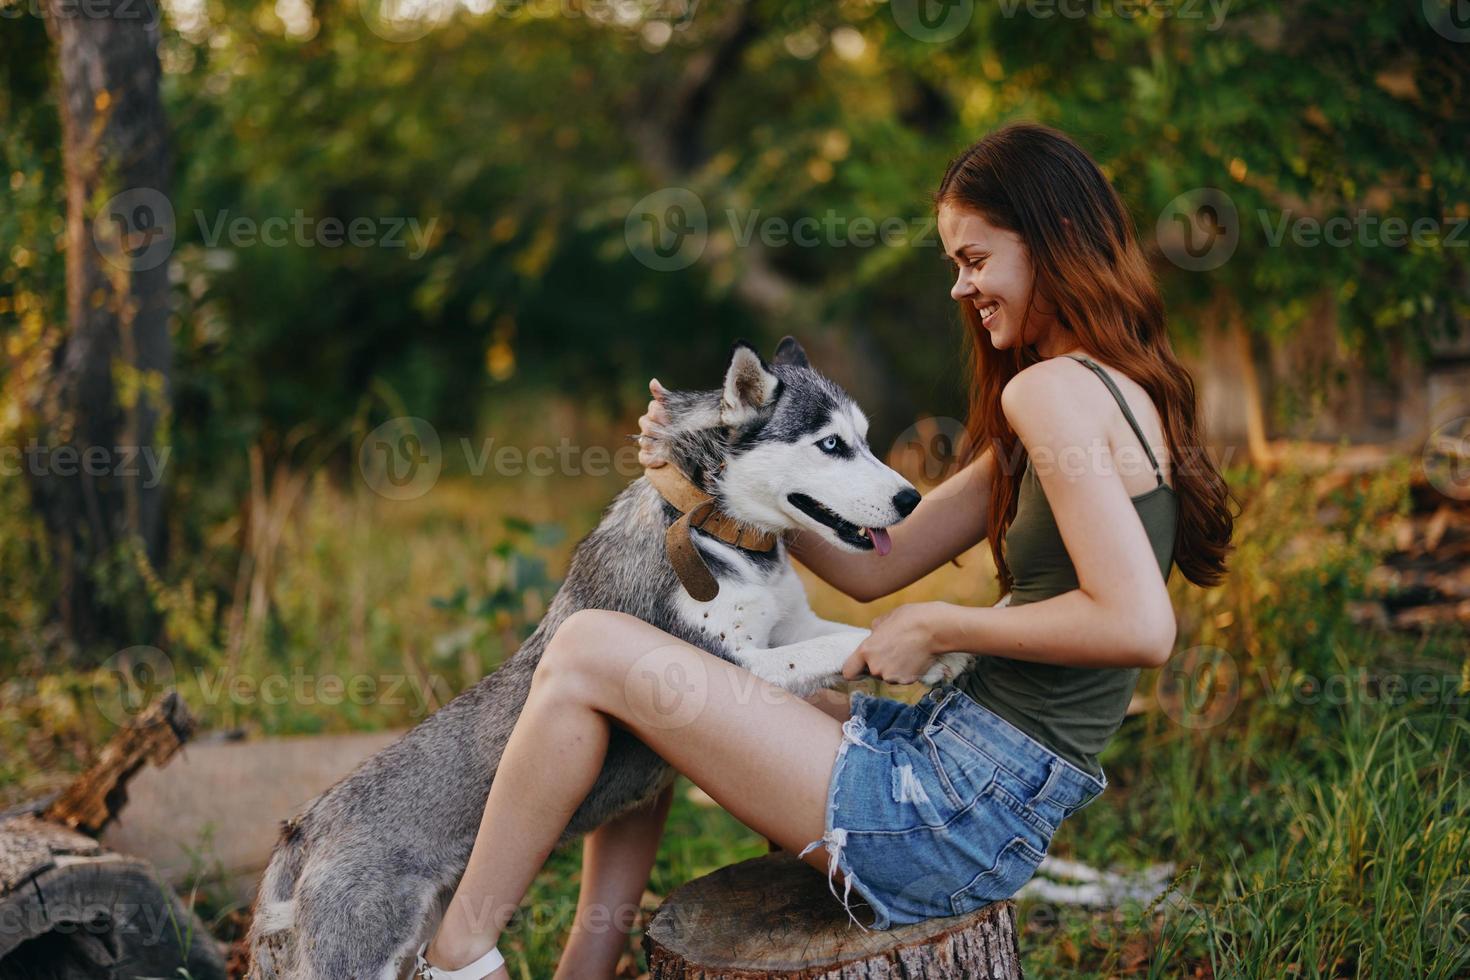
[0, 693, 226, 980]
[643, 850, 1022, 979]
[0, 815, 227, 980]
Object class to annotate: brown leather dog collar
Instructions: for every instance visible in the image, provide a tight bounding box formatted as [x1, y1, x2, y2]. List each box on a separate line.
[644, 463, 777, 602]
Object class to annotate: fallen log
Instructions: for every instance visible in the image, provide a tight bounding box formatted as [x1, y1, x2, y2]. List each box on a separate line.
[0, 693, 226, 979]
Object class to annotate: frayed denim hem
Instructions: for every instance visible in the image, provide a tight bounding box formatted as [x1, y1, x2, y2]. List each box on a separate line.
[798, 712, 892, 931]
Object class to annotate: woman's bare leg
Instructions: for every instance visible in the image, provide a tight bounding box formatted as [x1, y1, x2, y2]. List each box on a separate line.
[551, 783, 673, 980]
[423, 610, 850, 977]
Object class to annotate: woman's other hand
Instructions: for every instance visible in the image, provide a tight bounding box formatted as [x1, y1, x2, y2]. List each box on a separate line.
[842, 602, 945, 685]
[637, 378, 670, 469]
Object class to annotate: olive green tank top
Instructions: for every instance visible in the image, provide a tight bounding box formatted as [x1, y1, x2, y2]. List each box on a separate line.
[954, 355, 1180, 778]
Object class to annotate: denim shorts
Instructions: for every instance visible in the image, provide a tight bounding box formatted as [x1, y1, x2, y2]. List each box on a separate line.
[797, 681, 1108, 930]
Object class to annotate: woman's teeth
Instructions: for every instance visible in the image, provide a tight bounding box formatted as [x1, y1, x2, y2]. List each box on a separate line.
[978, 303, 998, 324]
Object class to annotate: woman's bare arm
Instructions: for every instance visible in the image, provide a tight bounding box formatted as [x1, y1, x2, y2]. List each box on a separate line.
[784, 448, 994, 602]
[923, 362, 1177, 669]
[636, 380, 994, 604]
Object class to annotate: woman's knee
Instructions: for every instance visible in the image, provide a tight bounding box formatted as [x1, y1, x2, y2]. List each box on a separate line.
[539, 608, 641, 681]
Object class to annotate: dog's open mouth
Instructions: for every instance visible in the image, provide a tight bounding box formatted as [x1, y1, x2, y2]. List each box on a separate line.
[787, 493, 892, 555]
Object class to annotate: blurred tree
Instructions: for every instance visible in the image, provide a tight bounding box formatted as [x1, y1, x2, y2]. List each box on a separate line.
[28, 0, 173, 651]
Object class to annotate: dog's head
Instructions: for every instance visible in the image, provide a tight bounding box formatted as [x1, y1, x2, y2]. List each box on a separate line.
[655, 337, 920, 553]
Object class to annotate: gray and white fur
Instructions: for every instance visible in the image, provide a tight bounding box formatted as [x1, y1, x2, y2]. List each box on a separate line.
[246, 337, 969, 980]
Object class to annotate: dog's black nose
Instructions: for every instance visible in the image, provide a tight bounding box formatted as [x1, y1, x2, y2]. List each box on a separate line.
[892, 488, 921, 518]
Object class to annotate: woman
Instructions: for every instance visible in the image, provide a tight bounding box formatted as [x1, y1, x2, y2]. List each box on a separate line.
[414, 122, 1234, 979]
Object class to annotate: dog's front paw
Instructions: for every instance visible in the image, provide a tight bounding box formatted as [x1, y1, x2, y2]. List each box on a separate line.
[921, 652, 974, 686]
[743, 631, 867, 697]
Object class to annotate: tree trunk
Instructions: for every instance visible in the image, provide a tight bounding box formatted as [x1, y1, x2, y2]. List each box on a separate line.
[33, 0, 173, 652]
[643, 851, 1023, 979]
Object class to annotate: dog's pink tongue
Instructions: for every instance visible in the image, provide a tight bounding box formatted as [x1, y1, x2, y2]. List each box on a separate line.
[867, 527, 892, 556]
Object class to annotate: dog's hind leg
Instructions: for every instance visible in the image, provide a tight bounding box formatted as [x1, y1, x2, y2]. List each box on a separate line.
[292, 854, 447, 980]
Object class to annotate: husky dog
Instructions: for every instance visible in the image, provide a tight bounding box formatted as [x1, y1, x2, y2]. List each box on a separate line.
[247, 337, 969, 980]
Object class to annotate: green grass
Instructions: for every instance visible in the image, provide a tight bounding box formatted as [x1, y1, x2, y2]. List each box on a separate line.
[2, 449, 1465, 977]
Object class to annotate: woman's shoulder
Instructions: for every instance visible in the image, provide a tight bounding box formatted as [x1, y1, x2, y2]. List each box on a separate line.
[1000, 356, 1114, 430]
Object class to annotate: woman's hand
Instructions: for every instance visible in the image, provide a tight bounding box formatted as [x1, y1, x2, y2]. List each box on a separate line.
[637, 378, 670, 469]
[842, 602, 946, 684]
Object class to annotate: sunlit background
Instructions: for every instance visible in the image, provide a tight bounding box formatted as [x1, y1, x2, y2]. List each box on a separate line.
[2, 1, 1468, 976]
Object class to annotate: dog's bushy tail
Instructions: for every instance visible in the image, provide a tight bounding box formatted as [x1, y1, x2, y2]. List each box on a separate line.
[246, 816, 310, 977]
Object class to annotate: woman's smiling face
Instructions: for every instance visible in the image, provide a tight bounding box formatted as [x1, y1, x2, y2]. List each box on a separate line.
[937, 202, 1060, 351]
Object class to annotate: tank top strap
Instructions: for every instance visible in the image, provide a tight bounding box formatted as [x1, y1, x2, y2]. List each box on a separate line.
[1064, 355, 1163, 486]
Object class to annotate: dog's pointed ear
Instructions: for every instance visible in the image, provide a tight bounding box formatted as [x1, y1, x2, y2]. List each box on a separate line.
[721, 340, 780, 427]
[772, 335, 810, 369]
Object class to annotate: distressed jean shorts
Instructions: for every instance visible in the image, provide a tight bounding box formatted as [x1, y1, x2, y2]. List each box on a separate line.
[798, 681, 1108, 930]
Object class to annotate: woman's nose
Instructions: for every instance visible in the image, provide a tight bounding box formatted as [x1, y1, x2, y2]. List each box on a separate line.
[951, 271, 975, 301]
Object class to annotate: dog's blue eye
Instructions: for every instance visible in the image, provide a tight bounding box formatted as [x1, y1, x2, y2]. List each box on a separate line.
[818, 435, 844, 454]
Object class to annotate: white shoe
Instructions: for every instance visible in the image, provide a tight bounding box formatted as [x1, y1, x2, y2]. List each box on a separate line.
[413, 940, 505, 980]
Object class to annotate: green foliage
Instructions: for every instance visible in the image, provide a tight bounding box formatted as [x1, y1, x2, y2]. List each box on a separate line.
[1032, 459, 1470, 976]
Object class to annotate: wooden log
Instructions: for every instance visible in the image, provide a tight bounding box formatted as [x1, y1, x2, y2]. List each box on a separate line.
[643, 850, 1022, 979]
[44, 691, 196, 835]
[0, 693, 225, 979]
[0, 814, 227, 980]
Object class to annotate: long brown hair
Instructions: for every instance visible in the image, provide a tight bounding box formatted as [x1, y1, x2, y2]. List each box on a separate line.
[937, 122, 1233, 590]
